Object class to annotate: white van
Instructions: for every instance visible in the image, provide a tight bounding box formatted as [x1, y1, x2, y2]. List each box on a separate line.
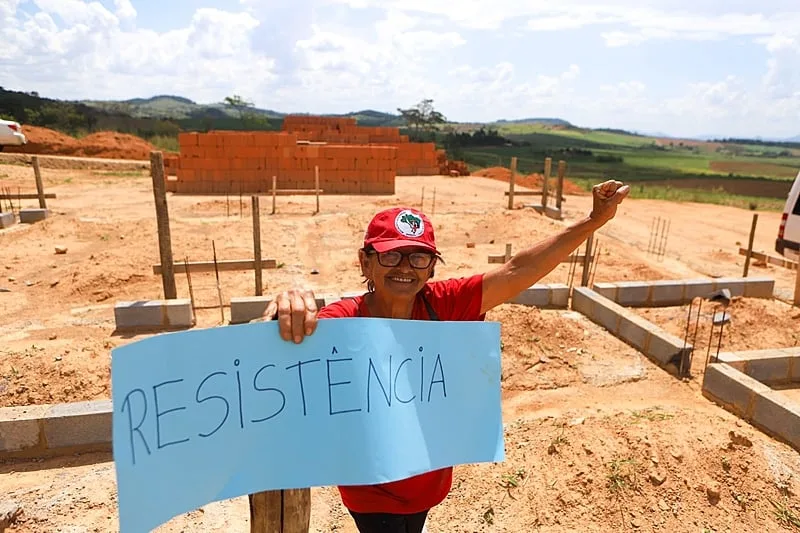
[776, 170, 800, 262]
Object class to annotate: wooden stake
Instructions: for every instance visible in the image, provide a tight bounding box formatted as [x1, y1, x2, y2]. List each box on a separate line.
[249, 488, 311, 533]
[507, 157, 517, 210]
[542, 157, 552, 209]
[184, 256, 196, 323]
[32, 156, 46, 209]
[742, 213, 759, 277]
[212, 240, 225, 323]
[252, 196, 263, 296]
[504, 243, 512, 263]
[581, 233, 594, 287]
[794, 257, 800, 307]
[315, 166, 320, 214]
[150, 151, 177, 300]
[272, 176, 277, 215]
[556, 160, 566, 211]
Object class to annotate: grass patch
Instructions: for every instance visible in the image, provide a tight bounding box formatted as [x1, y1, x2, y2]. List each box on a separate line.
[629, 407, 675, 423]
[569, 178, 787, 211]
[91, 170, 147, 178]
[147, 134, 180, 152]
[606, 457, 640, 496]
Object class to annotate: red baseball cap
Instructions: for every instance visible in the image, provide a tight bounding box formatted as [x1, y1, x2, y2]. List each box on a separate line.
[363, 207, 439, 254]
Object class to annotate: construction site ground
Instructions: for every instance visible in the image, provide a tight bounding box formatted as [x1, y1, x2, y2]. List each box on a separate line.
[2, 156, 800, 532]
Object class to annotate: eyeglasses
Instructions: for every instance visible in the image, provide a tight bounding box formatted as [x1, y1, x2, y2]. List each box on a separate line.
[370, 250, 436, 269]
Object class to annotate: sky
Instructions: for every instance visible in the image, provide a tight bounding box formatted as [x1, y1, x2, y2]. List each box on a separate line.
[1, 0, 800, 139]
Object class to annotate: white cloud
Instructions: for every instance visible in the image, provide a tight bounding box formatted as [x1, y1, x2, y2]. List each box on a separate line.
[1, 2, 277, 102]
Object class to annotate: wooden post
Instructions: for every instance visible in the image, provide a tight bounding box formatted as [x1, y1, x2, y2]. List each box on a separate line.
[504, 243, 512, 262]
[556, 160, 566, 211]
[150, 151, 177, 300]
[271, 176, 277, 215]
[743, 213, 759, 277]
[542, 157, 552, 209]
[252, 196, 263, 296]
[581, 233, 594, 287]
[794, 258, 800, 307]
[32, 156, 46, 209]
[249, 489, 311, 533]
[507, 157, 517, 210]
[314, 166, 320, 214]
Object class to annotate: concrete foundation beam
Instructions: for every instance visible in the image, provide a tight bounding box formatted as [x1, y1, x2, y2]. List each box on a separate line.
[572, 287, 692, 369]
[702, 363, 769, 418]
[230, 296, 271, 324]
[703, 362, 800, 453]
[0, 401, 112, 460]
[19, 208, 49, 223]
[591, 277, 775, 307]
[509, 284, 569, 309]
[114, 299, 193, 330]
[0, 212, 14, 229]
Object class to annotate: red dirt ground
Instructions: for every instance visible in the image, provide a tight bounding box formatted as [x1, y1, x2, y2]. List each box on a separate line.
[473, 166, 586, 195]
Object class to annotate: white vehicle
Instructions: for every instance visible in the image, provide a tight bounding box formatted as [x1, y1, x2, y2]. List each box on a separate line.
[0, 118, 27, 151]
[776, 170, 800, 262]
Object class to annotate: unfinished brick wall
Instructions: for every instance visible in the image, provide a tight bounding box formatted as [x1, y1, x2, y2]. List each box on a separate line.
[282, 115, 441, 176]
[172, 131, 397, 195]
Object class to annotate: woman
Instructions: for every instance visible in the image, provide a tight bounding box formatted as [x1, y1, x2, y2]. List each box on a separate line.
[263, 179, 629, 533]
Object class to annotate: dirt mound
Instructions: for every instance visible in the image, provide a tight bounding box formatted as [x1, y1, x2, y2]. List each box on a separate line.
[6, 126, 157, 160]
[473, 166, 586, 195]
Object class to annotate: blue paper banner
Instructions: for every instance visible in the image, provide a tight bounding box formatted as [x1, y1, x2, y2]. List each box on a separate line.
[111, 318, 505, 532]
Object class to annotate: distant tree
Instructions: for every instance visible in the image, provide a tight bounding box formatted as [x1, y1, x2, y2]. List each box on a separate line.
[397, 99, 447, 140]
[224, 95, 254, 123]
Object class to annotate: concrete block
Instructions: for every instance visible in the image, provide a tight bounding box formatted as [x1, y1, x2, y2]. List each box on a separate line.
[647, 330, 689, 365]
[114, 300, 162, 327]
[165, 299, 193, 327]
[592, 282, 617, 300]
[571, 287, 595, 318]
[617, 311, 652, 352]
[571, 288, 621, 333]
[0, 212, 14, 229]
[715, 352, 748, 372]
[713, 277, 746, 298]
[230, 296, 271, 324]
[649, 281, 685, 307]
[19, 208, 49, 223]
[593, 297, 622, 334]
[114, 299, 192, 329]
[0, 405, 47, 453]
[746, 354, 792, 384]
[43, 400, 112, 449]
[702, 363, 768, 418]
[510, 286, 550, 307]
[752, 392, 800, 449]
[743, 277, 775, 298]
[683, 279, 716, 301]
[549, 283, 569, 308]
[615, 281, 650, 306]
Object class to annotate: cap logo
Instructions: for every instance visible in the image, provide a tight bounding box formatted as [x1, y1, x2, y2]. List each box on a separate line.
[395, 210, 424, 238]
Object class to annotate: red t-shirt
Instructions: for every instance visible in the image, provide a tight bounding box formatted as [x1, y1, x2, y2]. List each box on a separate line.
[317, 273, 486, 515]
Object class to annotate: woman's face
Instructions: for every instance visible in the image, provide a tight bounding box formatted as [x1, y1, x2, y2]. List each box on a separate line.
[360, 246, 437, 298]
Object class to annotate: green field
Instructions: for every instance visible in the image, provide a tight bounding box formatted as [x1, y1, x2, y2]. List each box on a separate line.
[453, 123, 799, 210]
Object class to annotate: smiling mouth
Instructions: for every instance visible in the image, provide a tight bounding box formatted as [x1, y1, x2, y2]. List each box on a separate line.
[387, 276, 415, 283]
